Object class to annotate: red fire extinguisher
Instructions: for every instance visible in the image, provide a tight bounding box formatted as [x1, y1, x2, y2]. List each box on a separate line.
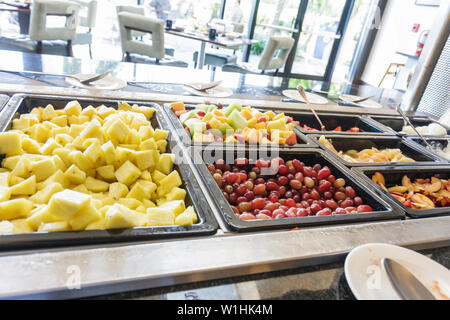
[416, 30, 429, 57]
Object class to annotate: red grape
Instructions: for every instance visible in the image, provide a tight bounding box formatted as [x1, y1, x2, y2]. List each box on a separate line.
[340, 199, 354, 208]
[278, 176, 288, 186]
[310, 190, 320, 200]
[236, 196, 247, 204]
[289, 179, 303, 190]
[345, 186, 356, 198]
[238, 202, 252, 213]
[268, 192, 279, 203]
[216, 159, 225, 170]
[317, 180, 332, 193]
[310, 203, 321, 214]
[354, 196, 363, 206]
[278, 165, 288, 175]
[357, 205, 373, 213]
[325, 199, 338, 210]
[224, 185, 233, 194]
[254, 184, 266, 195]
[266, 181, 279, 191]
[234, 158, 249, 167]
[334, 191, 346, 201]
[256, 159, 269, 168]
[244, 191, 255, 201]
[334, 178, 346, 188]
[317, 208, 332, 216]
[286, 199, 297, 208]
[255, 213, 271, 220]
[304, 177, 315, 188]
[236, 184, 247, 196]
[296, 208, 308, 217]
[317, 167, 331, 180]
[251, 198, 266, 210]
[239, 213, 256, 220]
[292, 159, 303, 171]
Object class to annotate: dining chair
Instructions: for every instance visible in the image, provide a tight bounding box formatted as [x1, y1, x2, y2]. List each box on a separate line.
[117, 11, 187, 68]
[222, 36, 295, 75]
[71, 0, 97, 59]
[116, 5, 174, 57]
[0, 0, 80, 57]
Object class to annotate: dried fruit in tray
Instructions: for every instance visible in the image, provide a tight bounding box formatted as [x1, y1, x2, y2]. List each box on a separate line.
[170, 101, 298, 145]
[319, 135, 415, 163]
[372, 172, 450, 209]
[207, 156, 374, 221]
[0, 101, 198, 234]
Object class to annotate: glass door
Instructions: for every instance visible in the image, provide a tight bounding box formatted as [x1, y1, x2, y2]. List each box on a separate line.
[286, 0, 355, 81]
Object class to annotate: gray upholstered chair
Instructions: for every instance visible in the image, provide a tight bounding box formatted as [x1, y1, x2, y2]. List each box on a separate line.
[192, 51, 237, 70]
[222, 36, 295, 75]
[0, 0, 80, 57]
[116, 5, 174, 57]
[72, 0, 97, 58]
[117, 11, 187, 68]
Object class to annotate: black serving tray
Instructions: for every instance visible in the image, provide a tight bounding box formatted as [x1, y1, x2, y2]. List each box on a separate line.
[364, 114, 450, 138]
[189, 146, 403, 232]
[0, 94, 9, 113]
[0, 94, 218, 250]
[163, 103, 317, 149]
[286, 111, 391, 135]
[405, 136, 450, 163]
[352, 166, 450, 218]
[309, 134, 444, 167]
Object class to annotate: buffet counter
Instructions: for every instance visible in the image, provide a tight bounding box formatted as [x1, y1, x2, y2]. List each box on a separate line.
[0, 50, 448, 300]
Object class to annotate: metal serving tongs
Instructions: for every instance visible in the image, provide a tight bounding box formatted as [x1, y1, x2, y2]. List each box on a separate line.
[297, 84, 325, 131]
[396, 105, 434, 150]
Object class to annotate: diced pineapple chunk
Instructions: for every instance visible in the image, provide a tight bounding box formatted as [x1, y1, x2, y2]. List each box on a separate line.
[38, 221, 70, 232]
[106, 118, 129, 142]
[156, 153, 175, 175]
[47, 190, 92, 220]
[153, 129, 169, 141]
[164, 187, 186, 201]
[146, 208, 175, 226]
[109, 182, 129, 200]
[0, 185, 11, 201]
[0, 132, 22, 156]
[126, 183, 147, 202]
[0, 221, 14, 234]
[30, 157, 56, 181]
[84, 176, 109, 193]
[11, 219, 33, 233]
[30, 182, 64, 204]
[104, 204, 143, 229]
[64, 100, 82, 116]
[157, 170, 182, 197]
[64, 164, 86, 185]
[135, 150, 158, 171]
[0, 198, 34, 220]
[9, 175, 36, 195]
[158, 200, 186, 216]
[115, 160, 141, 186]
[69, 206, 102, 230]
[96, 165, 115, 181]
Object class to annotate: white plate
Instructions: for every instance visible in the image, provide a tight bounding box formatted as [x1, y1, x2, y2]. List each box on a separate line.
[282, 89, 329, 105]
[66, 74, 127, 90]
[345, 243, 450, 300]
[339, 94, 383, 109]
[183, 84, 233, 98]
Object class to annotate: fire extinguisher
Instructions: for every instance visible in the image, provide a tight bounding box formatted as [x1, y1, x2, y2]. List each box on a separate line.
[416, 30, 429, 57]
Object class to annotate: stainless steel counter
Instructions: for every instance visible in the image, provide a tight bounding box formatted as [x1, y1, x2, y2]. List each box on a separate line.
[0, 55, 448, 299]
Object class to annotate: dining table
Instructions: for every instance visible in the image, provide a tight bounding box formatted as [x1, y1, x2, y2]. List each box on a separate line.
[165, 28, 259, 70]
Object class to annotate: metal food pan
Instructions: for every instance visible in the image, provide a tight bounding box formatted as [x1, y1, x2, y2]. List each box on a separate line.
[309, 134, 445, 167]
[0, 95, 9, 113]
[190, 146, 403, 232]
[404, 136, 450, 163]
[162, 103, 317, 149]
[286, 111, 391, 135]
[353, 166, 450, 218]
[0, 94, 218, 250]
[364, 114, 450, 138]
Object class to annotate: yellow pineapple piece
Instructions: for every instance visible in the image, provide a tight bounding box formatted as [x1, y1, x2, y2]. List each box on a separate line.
[117, 198, 143, 210]
[106, 118, 129, 143]
[38, 170, 66, 189]
[153, 129, 169, 141]
[146, 207, 175, 226]
[0, 198, 33, 220]
[47, 189, 92, 220]
[138, 126, 154, 141]
[109, 182, 129, 200]
[157, 170, 182, 197]
[22, 137, 41, 154]
[30, 182, 64, 204]
[30, 157, 57, 181]
[83, 140, 102, 163]
[26, 205, 61, 230]
[164, 187, 186, 201]
[0, 221, 14, 234]
[64, 164, 86, 185]
[104, 204, 144, 229]
[11, 219, 33, 233]
[156, 140, 168, 153]
[115, 160, 141, 186]
[101, 141, 116, 165]
[158, 200, 186, 216]
[156, 153, 175, 175]
[50, 115, 68, 127]
[135, 150, 158, 171]
[69, 150, 94, 172]
[0, 172, 9, 186]
[96, 165, 115, 181]
[85, 217, 107, 230]
[0, 132, 22, 156]
[64, 100, 82, 116]
[126, 183, 147, 202]
[9, 175, 36, 195]
[114, 147, 136, 168]
[69, 206, 102, 230]
[0, 185, 11, 201]
[84, 176, 109, 193]
[10, 157, 31, 178]
[38, 221, 70, 232]
[140, 138, 158, 150]
[151, 170, 167, 185]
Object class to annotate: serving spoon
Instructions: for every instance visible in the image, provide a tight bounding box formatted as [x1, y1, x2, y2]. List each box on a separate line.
[1, 69, 111, 85]
[396, 105, 433, 150]
[184, 80, 222, 91]
[297, 84, 325, 131]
